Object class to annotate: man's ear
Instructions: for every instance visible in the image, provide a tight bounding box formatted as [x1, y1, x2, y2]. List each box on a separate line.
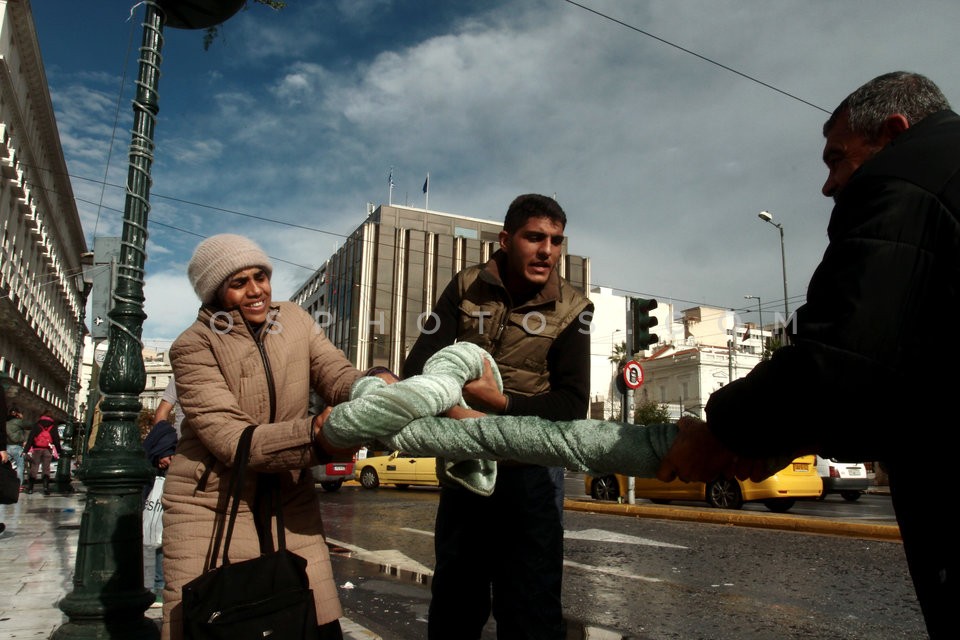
[880, 114, 910, 142]
[498, 229, 510, 252]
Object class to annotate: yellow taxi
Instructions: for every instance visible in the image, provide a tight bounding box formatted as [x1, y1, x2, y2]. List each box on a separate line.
[355, 451, 440, 489]
[584, 455, 822, 513]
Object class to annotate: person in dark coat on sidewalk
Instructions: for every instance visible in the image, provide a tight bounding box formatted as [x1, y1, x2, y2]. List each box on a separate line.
[657, 71, 958, 639]
[0, 384, 9, 534]
[143, 418, 178, 607]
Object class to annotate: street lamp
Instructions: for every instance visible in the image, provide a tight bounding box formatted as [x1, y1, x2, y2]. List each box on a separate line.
[758, 210, 790, 327]
[744, 294, 762, 355]
[54, 3, 245, 638]
[55, 251, 95, 493]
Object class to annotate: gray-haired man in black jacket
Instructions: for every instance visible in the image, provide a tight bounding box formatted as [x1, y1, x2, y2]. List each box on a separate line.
[659, 71, 958, 639]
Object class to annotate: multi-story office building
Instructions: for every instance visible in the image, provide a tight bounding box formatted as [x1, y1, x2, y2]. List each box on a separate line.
[0, 1, 88, 423]
[291, 203, 591, 377]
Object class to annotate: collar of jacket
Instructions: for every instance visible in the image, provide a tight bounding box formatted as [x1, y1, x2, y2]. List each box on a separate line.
[830, 108, 959, 238]
[837, 108, 957, 202]
[478, 250, 564, 308]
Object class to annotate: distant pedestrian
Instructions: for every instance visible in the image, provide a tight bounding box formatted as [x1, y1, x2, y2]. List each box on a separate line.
[0, 382, 9, 534]
[24, 415, 62, 495]
[5, 405, 27, 488]
[153, 378, 183, 438]
[143, 417, 177, 608]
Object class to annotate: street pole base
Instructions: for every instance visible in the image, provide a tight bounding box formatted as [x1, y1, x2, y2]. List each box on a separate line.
[51, 618, 160, 640]
[54, 590, 160, 640]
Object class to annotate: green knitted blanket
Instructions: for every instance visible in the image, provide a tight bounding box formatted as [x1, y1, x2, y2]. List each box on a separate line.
[324, 342, 678, 496]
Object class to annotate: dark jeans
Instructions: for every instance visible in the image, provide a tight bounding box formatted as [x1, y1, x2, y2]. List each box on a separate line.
[428, 465, 565, 640]
[888, 458, 954, 639]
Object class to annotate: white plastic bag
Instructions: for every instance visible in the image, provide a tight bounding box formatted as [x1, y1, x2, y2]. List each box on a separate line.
[143, 475, 165, 548]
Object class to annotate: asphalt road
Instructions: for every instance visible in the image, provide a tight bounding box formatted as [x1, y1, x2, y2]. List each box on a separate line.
[319, 479, 922, 639]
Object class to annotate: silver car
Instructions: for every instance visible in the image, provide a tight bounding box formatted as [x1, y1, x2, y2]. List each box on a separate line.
[816, 457, 870, 502]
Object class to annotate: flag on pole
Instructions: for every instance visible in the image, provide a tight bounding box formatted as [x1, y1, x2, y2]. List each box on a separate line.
[422, 174, 429, 194]
[388, 168, 394, 187]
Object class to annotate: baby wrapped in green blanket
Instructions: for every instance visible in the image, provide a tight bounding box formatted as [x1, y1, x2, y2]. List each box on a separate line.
[323, 342, 678, 495]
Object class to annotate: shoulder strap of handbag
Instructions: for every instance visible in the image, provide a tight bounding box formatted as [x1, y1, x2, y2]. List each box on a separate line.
[253, 473, 286, 554]
[207, 425, 287, 571]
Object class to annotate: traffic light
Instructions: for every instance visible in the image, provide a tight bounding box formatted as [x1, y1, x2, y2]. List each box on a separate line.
[630, 297, 659, 353]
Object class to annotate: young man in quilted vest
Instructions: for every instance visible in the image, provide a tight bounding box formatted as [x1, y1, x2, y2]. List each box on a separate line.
[404, 193, 594, 639]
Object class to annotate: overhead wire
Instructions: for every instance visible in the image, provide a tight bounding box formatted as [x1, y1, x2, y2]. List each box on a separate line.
[561, 0, 831, 114]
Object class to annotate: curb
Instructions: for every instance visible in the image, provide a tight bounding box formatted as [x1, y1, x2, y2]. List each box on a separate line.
[563, 498, 901, 542]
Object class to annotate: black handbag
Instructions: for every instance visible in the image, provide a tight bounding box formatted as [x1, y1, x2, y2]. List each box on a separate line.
[181, 425, 320, 639]
[0, 460, 19, 504]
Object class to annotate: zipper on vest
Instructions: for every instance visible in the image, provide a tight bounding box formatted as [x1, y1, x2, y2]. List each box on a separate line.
[490, 289, 513, 351]
[492, 314, 508, 349]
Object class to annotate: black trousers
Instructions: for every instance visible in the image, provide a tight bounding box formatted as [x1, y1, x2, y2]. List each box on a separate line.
[888, 458, 955, 640]
[428, 466, 565, 640]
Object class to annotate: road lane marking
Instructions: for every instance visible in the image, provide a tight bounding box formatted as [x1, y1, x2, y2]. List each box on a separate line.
[565, 528, 687, 549]
[563, 559, 663, 582]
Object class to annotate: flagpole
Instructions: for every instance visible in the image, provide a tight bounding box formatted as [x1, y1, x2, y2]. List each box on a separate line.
[388, 166, 395, 205]
[423, 172, 430, 210]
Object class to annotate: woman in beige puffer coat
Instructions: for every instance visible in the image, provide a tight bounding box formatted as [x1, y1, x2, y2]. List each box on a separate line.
[161, 234, 393, 640]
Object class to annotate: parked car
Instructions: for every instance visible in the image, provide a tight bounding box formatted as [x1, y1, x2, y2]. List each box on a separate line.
[815, 457, 870, 501]
[585, 455, 822, 513]
[311, 460, 355, 492]
[355, 451, 439, 489]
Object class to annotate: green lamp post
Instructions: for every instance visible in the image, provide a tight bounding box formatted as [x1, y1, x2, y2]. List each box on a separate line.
[53, 2, 244, 638]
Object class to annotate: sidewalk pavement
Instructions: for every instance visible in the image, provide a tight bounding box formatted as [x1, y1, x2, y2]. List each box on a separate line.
[0, 487, 382, 639]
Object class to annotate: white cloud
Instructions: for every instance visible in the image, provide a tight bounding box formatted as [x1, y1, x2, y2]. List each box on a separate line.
[142, 271, 199, 342]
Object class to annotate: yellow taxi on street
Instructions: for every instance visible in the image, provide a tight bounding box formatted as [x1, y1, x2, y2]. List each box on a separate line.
[355, 451, 440, 490]
[585, 455, 822, 513]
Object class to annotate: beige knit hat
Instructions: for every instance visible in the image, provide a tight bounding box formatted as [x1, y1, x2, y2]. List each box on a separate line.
[187, 234, 273, 304]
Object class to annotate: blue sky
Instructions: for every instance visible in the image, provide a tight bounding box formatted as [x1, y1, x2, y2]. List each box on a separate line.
[29, 0, 960, 344]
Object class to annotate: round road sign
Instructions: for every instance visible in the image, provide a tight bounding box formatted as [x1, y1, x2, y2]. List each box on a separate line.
[623, 360, 644, 389]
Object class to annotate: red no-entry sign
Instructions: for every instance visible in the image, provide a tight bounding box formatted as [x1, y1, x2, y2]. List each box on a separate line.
[623, 360, 644, 389]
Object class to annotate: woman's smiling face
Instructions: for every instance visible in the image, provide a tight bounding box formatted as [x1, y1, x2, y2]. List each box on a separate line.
[219, 267, 272, 324]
